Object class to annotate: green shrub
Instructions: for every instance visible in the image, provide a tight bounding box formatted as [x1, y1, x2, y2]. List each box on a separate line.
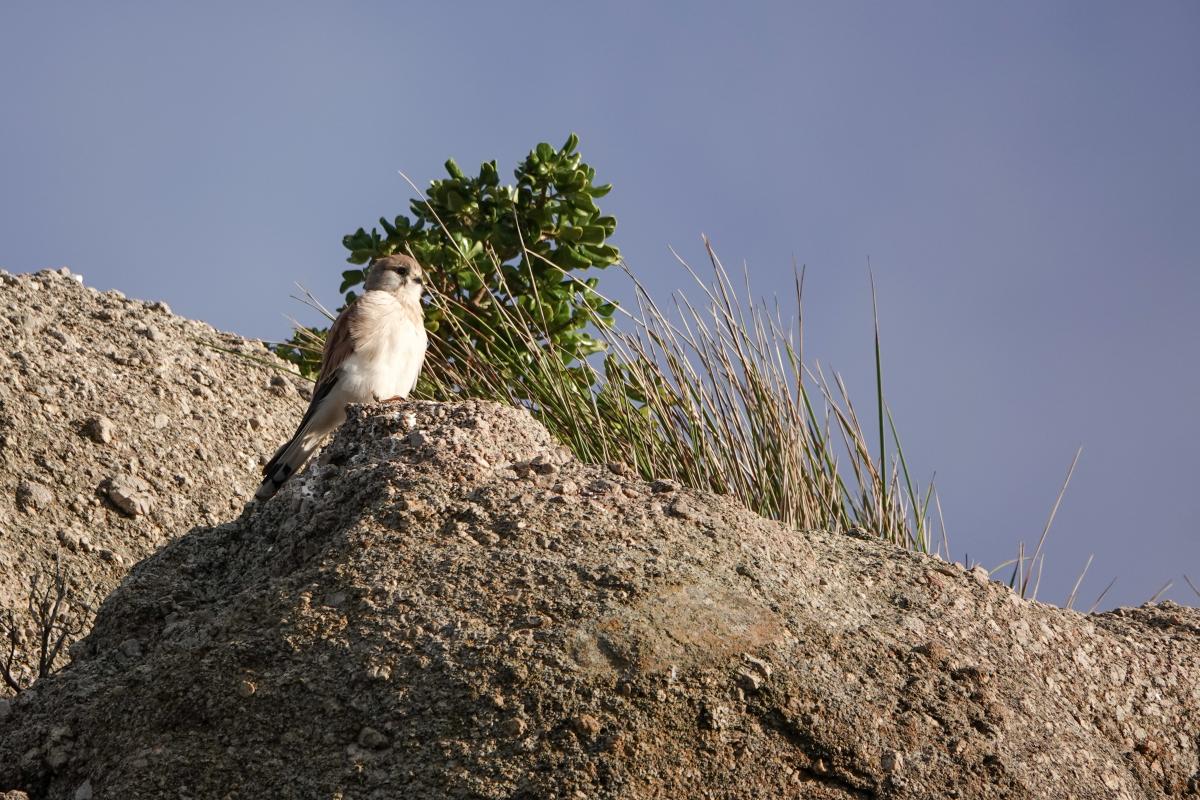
[275, 134, 620, 383]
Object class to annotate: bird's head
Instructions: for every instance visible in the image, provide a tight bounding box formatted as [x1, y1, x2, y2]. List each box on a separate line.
[365, 254, 425, 302]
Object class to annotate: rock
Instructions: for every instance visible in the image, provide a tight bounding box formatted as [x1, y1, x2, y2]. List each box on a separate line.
[0, 401, 1198, 800]
[268, 374, 295, 397]
[529, 453, 557, 475]
[0, 699, 10, 721]
[45, 747, 69, 769]
[73, 780, 93, 800]
[83, 416, 116, 444]
[574, 714, 602, 739]
[0, 270, 308, 695]
[16, 480, 54, 512]
[357, 726, 389, 750]
[104, 475, 154, 517]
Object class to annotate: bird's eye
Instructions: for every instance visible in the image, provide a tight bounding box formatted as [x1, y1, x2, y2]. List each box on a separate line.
[396, 266, 409, 277]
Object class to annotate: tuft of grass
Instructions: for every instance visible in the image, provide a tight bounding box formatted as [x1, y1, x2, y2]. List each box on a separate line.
[389, 235, 938, 552]
[265, 183, 1103, 600]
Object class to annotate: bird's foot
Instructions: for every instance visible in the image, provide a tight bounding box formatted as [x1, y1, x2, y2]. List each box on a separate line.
[381, 395, 406, 403]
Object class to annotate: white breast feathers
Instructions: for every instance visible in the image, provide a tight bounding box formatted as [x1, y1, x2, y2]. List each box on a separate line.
[341, 290, 428, 402]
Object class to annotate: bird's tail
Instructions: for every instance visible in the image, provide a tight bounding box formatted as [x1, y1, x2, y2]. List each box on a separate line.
[255, 425, 320, 501]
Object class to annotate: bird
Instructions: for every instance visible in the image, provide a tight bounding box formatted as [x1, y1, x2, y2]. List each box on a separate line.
[256, 253, 428, 500]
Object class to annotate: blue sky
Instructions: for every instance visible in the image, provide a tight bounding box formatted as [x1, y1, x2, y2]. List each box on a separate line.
[2, 2, 1197, 608]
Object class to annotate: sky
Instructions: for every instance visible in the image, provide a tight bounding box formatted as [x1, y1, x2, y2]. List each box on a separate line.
[1, 1, 1197, 609]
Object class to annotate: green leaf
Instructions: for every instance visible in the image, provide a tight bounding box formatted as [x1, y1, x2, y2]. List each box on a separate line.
[339, 269, 365, 293]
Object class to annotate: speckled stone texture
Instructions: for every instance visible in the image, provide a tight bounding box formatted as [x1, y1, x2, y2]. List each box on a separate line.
[1, 399, 1197, 799]
[0, 269, 308, 693]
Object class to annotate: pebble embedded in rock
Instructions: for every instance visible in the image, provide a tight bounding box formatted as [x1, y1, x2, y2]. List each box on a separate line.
[530, 453, 556, 475]
[357, 726, 389, 750]
[882, 750, 905, 773]
[73, 781, 93, 800]
[105, 474, 154, 517]
[17, 480, 54, 512]
[574, 714, 602, 739]
[45, 747, 69, 769]
[98, 548, 123, 566]
[83, 416, 116, 444]
[501, 717, 527, 737]
[735, 669, 763, 692]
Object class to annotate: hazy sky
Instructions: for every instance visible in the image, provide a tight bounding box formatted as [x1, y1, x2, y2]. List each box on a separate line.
[2, 2, 1197, 609]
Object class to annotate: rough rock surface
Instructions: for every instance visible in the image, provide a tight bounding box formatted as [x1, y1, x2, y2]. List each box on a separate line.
[1, 400, 1197, 799]
[0, 269, 307, 691]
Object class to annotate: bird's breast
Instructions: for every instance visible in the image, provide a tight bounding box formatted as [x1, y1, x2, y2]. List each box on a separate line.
[341, 294, 427, 401]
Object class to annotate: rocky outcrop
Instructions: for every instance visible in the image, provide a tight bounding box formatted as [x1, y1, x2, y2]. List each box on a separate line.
[1, 399, 1196, 799]
[0, 269, 308, 691]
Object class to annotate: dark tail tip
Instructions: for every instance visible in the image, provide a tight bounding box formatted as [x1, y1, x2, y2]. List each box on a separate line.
[254, 464, 294, 501]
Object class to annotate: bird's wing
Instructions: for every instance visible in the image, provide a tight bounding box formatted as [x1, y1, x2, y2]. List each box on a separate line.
[281, 303, 359, 448]
[317, 303, 358, 386]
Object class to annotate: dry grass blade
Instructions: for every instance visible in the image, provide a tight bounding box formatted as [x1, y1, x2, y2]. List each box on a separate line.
[1065, 554, 1094, 610]
[290, 283, 338, 323]
[1087, 577, 1118, 614]
[1146, 580, 1174, 605]
[287, 235, 962, 571]
[1020, 447, 1082, 597]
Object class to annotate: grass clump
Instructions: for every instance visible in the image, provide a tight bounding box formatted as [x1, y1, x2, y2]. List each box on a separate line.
[290, 229, 938, 555]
